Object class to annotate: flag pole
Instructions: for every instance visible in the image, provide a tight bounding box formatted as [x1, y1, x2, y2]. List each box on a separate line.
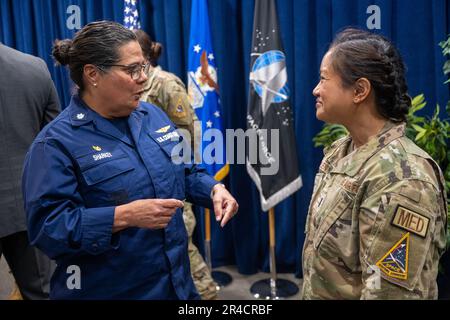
[204, 208, 212, 271]
[204, 208, 232, 288]
[247, 0, 302, 300]
[188, 0, 232, 290]
[268, 207, 277, 299]
[250, 206, 299, 299]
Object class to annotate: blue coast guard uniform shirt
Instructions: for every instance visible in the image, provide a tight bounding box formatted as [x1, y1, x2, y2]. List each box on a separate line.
[22, 95, 218, 300]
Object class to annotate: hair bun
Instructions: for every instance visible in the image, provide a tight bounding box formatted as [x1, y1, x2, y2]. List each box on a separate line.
[52, 39, 73, 66]
[151, 42, 163, 61]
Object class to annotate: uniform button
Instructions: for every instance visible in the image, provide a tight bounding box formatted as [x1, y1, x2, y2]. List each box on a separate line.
[92, 243, 99, 251]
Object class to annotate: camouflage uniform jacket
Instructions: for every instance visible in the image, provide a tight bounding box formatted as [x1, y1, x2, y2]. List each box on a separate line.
[302, 121, 447, 299]
[141, 66, 198, 141]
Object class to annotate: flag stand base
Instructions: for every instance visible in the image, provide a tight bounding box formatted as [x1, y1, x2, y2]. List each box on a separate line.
[249, 208, 299, 299]
[212, 270, 233, 289]
[250, 278, 299, 299]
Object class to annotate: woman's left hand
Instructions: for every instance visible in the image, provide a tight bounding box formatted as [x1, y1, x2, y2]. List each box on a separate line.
[211, 184, 239, 227]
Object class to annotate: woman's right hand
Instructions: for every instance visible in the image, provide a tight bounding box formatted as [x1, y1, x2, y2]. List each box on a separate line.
[113, 199, 184, 232]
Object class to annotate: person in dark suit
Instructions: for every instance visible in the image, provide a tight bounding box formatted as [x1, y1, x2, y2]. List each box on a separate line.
[0, 42, 60, 299]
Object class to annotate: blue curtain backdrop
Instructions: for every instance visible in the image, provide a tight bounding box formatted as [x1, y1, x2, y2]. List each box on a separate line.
[1, 0, 449, 277]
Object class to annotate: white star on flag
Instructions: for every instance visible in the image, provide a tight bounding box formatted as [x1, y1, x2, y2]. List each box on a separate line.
[194, 44, 201, 53]
[214, 111, 220, 118]
[123, 0, 141, 30]
[206, 120, 213, 128]
[208, 53, 214, 60]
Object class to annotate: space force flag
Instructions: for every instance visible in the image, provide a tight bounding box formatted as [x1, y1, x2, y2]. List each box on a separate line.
[187, 0, 229, 181]
[246, 0, 302, 211]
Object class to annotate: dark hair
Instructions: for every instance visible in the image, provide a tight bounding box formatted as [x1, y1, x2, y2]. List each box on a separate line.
[133, 29, 162, 67]
[52, 21, 137, 92]
[328, 28, 411, 123]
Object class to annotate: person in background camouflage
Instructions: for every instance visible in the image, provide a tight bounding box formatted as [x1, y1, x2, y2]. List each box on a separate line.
[134, 29, 218, 300]
[302, 28, 447, 299]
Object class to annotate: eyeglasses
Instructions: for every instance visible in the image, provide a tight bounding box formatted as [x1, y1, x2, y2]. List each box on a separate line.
[97, 63, 150, 80]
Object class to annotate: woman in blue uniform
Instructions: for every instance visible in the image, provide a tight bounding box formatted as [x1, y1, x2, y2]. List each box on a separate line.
[22, 21, 238, 300]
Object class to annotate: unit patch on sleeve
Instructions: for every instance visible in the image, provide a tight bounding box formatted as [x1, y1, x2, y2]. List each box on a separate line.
[376, 233, 410, 280]
[172, 97, 187, 118]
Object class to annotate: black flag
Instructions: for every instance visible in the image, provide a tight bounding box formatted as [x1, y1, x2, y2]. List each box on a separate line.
[246, 0, 302, 212]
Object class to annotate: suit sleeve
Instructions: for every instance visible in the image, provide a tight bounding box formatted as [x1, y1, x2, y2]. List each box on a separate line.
[43, 79, 61, 126]
[37, 59, 60, 127]
[23, 139, 120, 260]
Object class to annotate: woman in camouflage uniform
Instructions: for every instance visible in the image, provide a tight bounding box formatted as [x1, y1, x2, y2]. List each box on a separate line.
[302, 28, 447, 299]
[134, 30, 218, 300]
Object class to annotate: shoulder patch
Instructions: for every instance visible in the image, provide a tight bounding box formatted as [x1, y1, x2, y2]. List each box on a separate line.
[174, 97, 187, 116]
[391, 206, 430, 238]
[376, 233, 410, 280]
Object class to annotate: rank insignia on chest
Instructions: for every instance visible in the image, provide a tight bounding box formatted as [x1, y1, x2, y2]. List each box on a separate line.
[316, 196, 324, 209]
[376, 233, 410, 280]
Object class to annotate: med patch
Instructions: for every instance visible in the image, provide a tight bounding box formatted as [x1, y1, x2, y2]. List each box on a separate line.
[391, 206, 430, 238]
[376, 233, 410, 280]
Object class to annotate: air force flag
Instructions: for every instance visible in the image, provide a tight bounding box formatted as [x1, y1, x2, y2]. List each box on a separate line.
[188, 0, 229, 181]
[246, 0, 302, 212]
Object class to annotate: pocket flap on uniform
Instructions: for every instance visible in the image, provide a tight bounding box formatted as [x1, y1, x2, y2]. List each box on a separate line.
[313, 189, 354, 249]
[81, 157, 134, 186]
[75, 147, 128, 170]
